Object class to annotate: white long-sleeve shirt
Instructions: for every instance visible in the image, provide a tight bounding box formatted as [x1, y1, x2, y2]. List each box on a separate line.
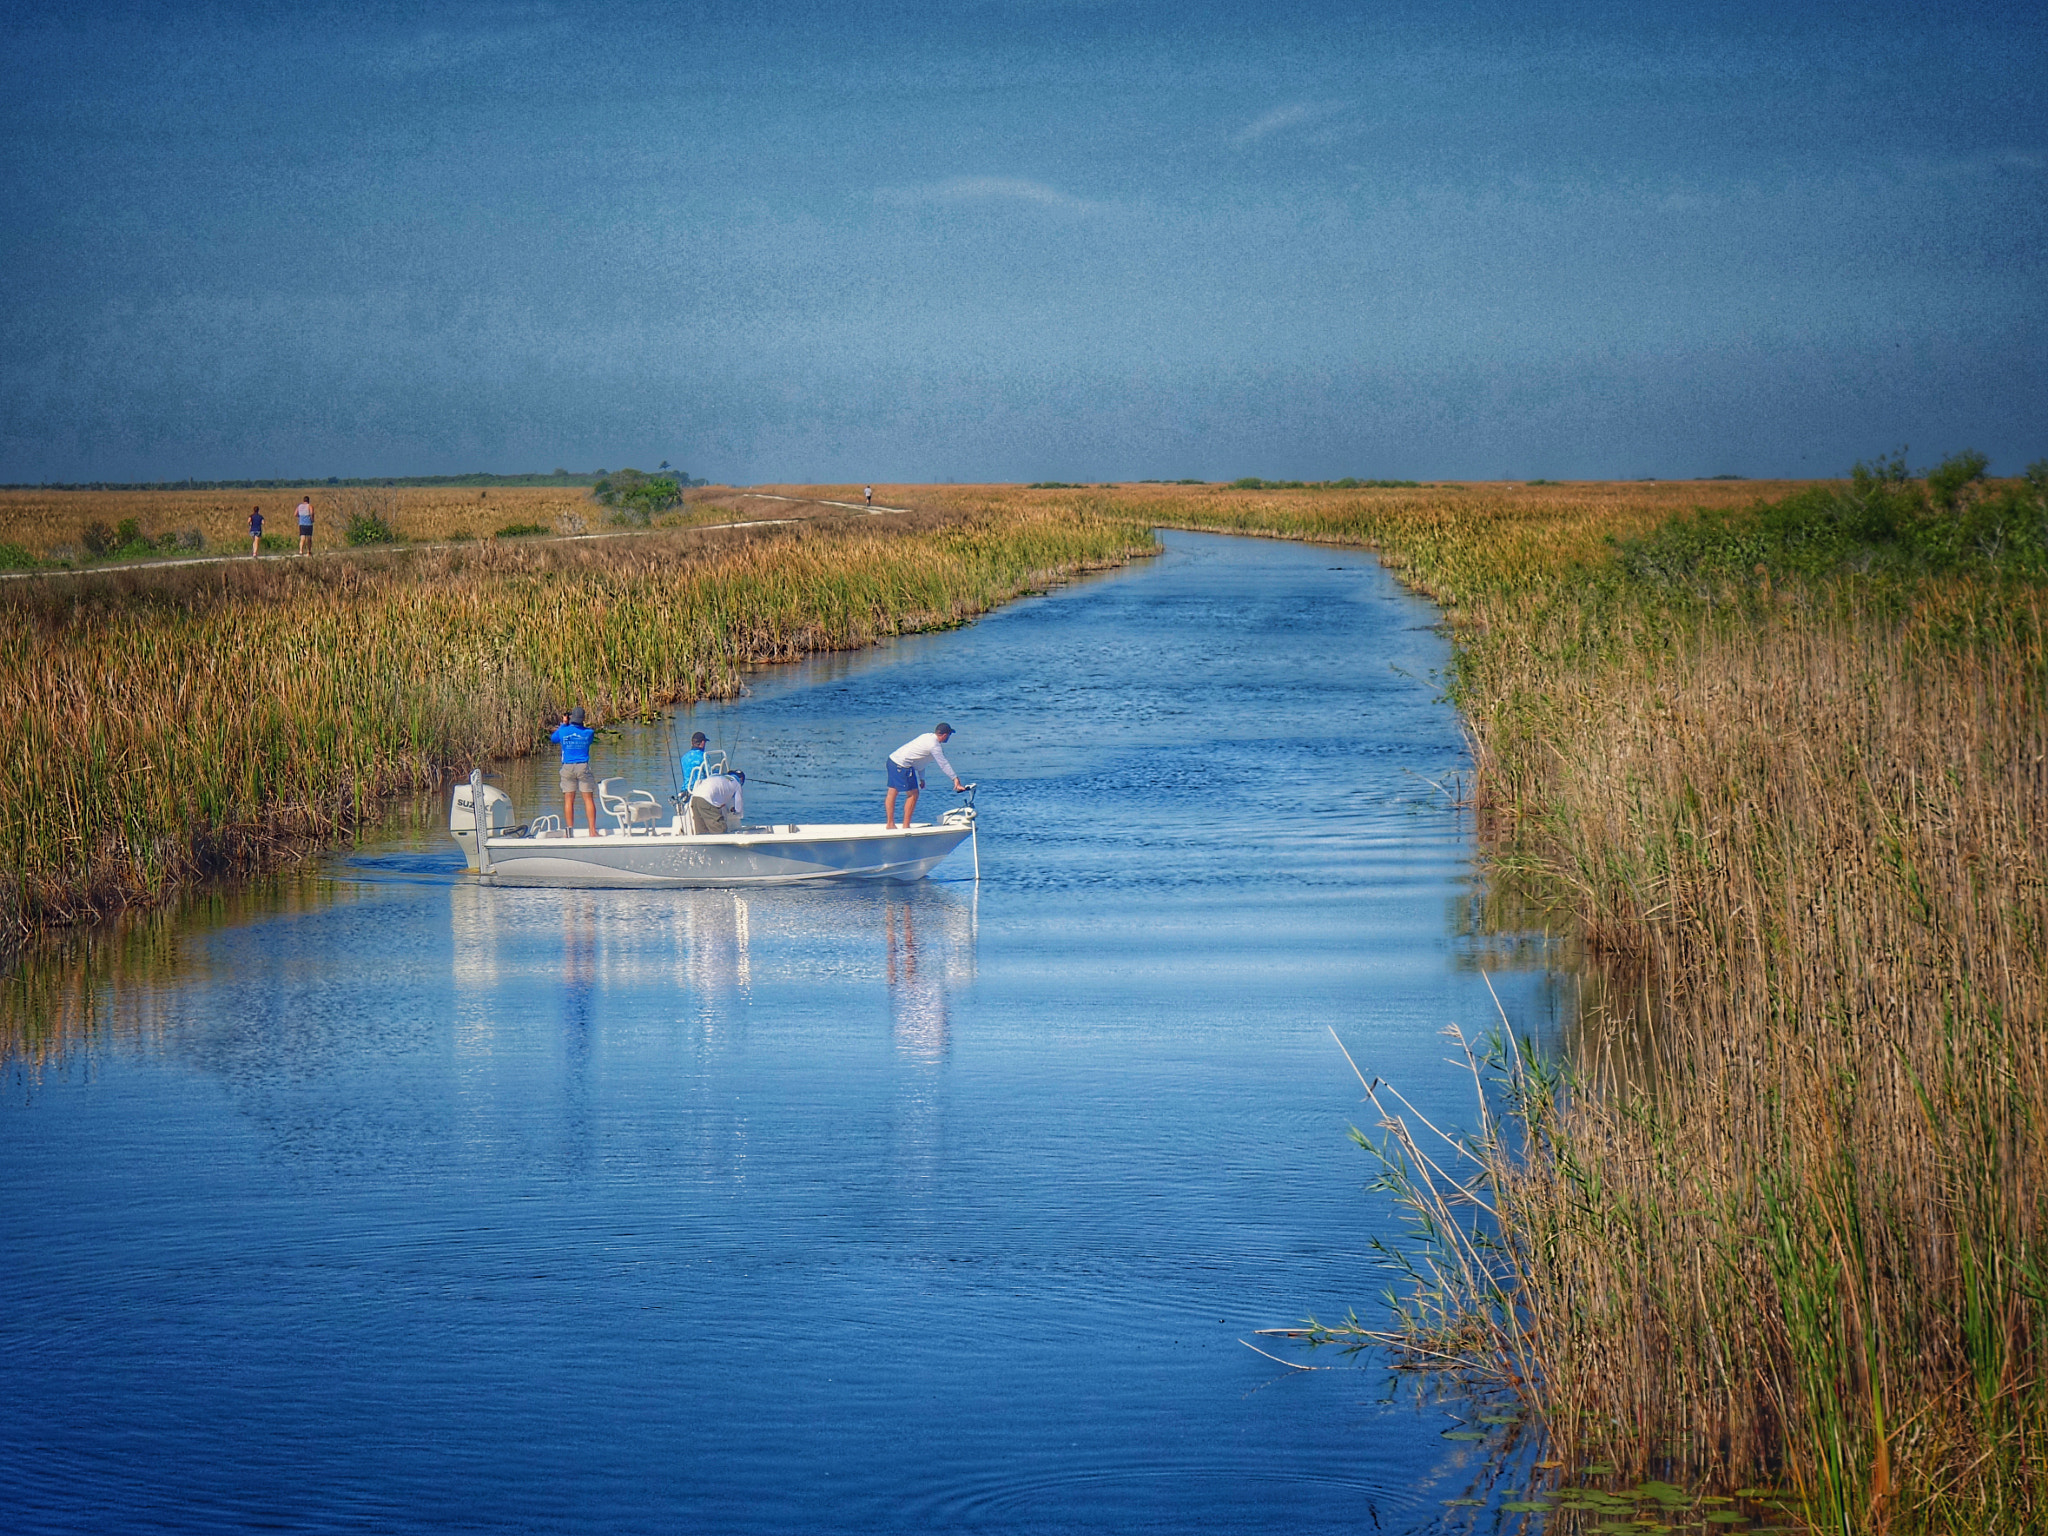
[691, 773, 744, 819]
[889, 733, 957, 782]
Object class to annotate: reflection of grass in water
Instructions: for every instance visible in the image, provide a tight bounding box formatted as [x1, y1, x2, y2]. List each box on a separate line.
[1104, 467, 2048, 1531]
[1, 862, 342, 1071]
[2, 506, 1153, 937]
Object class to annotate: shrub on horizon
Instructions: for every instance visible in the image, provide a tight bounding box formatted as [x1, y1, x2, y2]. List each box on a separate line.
[592, 469, 683, 517]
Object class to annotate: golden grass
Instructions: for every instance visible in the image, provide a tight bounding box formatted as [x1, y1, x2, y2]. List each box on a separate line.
[1432, 584, 2044, 1531]
[0, 484, 612, 556]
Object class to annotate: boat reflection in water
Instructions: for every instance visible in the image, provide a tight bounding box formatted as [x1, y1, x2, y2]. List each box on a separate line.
[885, 896, 958, 1062]
[448, 879, 977, 1060]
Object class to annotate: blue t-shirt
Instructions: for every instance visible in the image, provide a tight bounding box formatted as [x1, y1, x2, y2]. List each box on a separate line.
[551, 721, 596, 764]
[679, 747, 707, 791]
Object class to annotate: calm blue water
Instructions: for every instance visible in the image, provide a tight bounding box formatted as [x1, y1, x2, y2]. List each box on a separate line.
[1, 532, 1567, 1533]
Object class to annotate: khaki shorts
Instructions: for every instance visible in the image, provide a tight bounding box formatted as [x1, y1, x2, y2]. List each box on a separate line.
[559, 762, 596, 794]
[686, 798, 729, 835]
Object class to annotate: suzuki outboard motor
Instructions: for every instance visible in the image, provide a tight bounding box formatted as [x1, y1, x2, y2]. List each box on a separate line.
[450, 770, 513, 871]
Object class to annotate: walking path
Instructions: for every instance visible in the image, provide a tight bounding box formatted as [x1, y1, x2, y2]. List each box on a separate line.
[0, 493, 912, 583]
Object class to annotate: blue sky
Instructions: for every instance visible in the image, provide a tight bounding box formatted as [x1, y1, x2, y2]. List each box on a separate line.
[3, 0, 2042, 483]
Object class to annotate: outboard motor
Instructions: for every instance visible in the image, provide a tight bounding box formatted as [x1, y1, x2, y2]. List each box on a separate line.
[451, 771, 513, 870]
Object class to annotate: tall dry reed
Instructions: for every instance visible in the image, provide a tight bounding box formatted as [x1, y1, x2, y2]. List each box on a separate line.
[1441, 584, 2048, 1531]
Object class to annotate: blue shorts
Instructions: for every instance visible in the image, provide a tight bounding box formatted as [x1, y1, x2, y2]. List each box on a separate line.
[886, 758, 922, 792]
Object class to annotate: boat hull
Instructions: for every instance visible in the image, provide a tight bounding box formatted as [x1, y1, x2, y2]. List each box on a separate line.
[473, 822, 974, 888]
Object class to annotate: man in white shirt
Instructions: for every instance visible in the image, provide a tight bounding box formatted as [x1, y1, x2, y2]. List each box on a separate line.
[885, 724, 962, 829]
[688, 770, 744, 834]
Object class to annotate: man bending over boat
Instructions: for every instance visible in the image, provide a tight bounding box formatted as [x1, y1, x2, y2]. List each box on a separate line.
[552, 706, 598, 834]
[885, 724, 963, 830]
[688, 769, 745, 834]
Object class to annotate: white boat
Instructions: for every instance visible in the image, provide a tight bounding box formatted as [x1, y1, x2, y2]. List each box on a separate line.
[450, 770, 978, 888]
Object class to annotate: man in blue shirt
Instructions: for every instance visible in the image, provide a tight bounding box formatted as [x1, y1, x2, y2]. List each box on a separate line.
[678, 732, 709, 796]
[551, 706, 598, 834]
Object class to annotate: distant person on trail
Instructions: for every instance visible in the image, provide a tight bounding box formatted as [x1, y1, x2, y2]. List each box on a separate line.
[688, 769, 745, 835]
[679, 731, 709, 795]
[249, 506, 264, 556]
[885, 724, 963, 829]
[552, 706, 598, 834]
[864, 485, 873, 507]
[296, 496, 314, 555]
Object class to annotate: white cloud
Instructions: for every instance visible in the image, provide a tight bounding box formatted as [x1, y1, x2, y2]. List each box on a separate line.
[1233, 101, 1344, 147]
[370, 11, 570, 76]
[874, 176, 1106, 213]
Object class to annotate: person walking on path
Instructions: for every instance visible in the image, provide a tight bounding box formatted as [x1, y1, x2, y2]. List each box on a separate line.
[296, 496, 314, 555]
[885, 724, 963, 829]
[863, 485, 873, 507]
[552, 706, 598, 834]
[687, 768, 744, 834]
[249, 506, 264, 557]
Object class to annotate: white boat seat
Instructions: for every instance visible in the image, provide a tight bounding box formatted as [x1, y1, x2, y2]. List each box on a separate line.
[597, 777, 666, 832]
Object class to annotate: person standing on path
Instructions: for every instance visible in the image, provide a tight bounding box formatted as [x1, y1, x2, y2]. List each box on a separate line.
[249, 506, 264, 557]
[296, 496, 314, 555]
[687, 769, 744, 834]
[863, 485, 873, 507]
[884, 724, 963, 829]
[552, 706, 598, 834]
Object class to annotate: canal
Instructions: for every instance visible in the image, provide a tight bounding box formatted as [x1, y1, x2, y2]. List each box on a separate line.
[1, 531, 1567, 1533]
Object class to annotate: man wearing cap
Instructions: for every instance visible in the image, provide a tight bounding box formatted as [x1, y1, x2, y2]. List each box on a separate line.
[679, 731, 710, 795]
[551, 706, 598, 834]
[688, 768, 745, 835]
[885, 724, 963, 830]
